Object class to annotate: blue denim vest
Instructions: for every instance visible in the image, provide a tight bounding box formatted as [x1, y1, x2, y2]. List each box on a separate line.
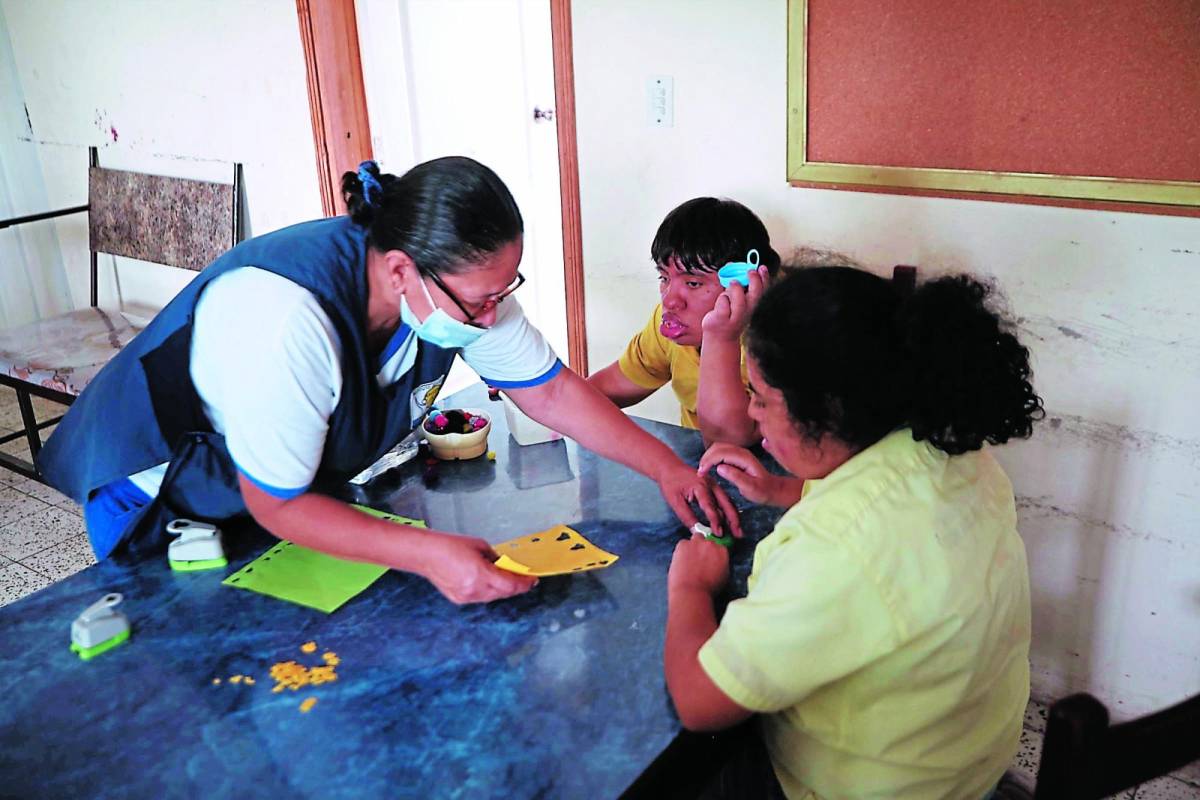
[39, 216, 456, 557]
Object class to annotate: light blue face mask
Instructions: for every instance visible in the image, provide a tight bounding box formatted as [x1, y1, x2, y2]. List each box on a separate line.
[399, 276, 486, 349]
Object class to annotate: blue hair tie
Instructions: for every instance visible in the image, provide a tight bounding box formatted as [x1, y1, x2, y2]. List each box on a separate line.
[357, 161, 383, 208]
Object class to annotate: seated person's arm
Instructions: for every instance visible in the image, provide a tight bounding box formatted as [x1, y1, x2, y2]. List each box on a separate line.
[696, 278, 764, 447]
[666, 544, 755, 730]
[696, 337, 757, 447]
[668, 523, 898, 732]
[587, 361, 656, 408]
[588, 308, 671, 409]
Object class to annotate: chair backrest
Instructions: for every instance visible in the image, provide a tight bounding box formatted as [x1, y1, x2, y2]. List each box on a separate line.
[86, 146, 241, 273]
[1034, 691, 1200, 798]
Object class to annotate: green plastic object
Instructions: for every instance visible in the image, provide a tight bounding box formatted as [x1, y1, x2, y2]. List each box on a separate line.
[703, 531, 734, 549]
[692, 522, 733, 548]
[350, 505, 426, 526]
[169, 556, 229, 572]
[69, 627, 130, 661]
[221, 506, 426, 613]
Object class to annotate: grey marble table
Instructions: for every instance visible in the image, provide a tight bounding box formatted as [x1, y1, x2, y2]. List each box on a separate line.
[0, 385, 783, 799]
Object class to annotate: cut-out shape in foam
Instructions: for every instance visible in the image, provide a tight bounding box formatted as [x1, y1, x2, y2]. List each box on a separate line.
[493, 525, 619, 577]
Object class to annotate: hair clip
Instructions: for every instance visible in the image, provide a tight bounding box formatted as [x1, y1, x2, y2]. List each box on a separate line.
[357, 161, 383, 208]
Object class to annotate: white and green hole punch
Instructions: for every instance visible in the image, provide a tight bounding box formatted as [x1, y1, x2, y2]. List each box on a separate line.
[691, 522, 733, 549]
[70, 593, 130, 661]
[167, 518, 227, 571]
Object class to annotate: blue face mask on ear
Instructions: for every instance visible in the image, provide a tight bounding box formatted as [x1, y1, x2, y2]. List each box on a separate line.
[399, 275, 486, 349]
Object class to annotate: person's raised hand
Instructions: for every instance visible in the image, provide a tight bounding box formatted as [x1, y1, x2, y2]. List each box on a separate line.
[655, 460, 743, 539]
[698, 442, 805, 508]
[416, 531, 537, 605]
[668, 531, 730, 597]
[700, 265, 769, 343]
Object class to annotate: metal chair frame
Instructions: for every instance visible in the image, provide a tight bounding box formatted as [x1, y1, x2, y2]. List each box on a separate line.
[1034, 691, 1200, 799]
[0, 146, 242, 480]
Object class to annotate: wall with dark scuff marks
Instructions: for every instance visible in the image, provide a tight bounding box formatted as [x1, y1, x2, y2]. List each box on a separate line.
[0, 0, 323, 317]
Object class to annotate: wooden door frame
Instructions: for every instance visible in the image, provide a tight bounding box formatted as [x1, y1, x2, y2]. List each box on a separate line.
[295, 0, 373, 217]
[547, 0, 587, 375]
[296, 0, 589, 375]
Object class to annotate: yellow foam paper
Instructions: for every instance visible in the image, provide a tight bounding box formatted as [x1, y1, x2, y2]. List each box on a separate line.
[492, 525, 618, 577]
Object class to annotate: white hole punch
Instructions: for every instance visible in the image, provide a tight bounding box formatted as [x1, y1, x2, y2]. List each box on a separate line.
[70, 593, 130, 660]
[166, 519, 227, 572]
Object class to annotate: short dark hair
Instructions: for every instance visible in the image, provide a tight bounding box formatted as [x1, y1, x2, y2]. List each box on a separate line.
[747, 266, 1044, 455]
[650, 197, 780, 276]
[341, 157, 523, 275]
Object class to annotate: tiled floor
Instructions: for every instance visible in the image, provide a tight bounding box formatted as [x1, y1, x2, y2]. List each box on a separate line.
[0, 388, 92, 605]
[0, 386, 1197, 796]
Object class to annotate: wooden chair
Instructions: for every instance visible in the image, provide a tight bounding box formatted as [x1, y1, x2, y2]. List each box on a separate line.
[1031, 691, 1200, 798]
[0, 147, 242, 480]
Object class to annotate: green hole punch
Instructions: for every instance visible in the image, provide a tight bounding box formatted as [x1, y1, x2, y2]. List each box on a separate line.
[691, 522, 733, 549]
[169, 556, 228, 572]
[70, 593, 131, 661]
[167, 519, 227, 572]
[70, 628, 130, 660]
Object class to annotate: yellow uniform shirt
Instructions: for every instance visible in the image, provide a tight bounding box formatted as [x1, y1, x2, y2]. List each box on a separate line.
[617, 304, 746, 429]
[699, 429, 1031, 800]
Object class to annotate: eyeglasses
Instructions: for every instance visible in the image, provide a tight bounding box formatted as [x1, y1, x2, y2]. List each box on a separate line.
[424, 270, 525, 325]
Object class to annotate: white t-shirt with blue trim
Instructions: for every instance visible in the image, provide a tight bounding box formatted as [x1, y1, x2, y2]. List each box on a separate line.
[128, 267, 561, 499]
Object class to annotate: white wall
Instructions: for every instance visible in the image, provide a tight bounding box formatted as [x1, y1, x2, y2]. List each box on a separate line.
[1, 0, 322, 318]
[573, 0, 1200, 719]
[0, 3, 71, 329]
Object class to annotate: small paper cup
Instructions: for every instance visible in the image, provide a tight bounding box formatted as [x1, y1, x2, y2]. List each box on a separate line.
[423, 408, 492, 461]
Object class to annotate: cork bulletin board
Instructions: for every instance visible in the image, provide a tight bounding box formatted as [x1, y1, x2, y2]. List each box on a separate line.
[787, 0, 1200, 214]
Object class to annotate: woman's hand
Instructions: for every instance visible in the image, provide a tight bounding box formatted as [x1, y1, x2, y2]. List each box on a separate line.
[700, 265, 769, 343]
[415, 531, 538, 605]
[698, 443, 806, 508]
[668, 531, 730, 597]
[656, 461, 743, 539]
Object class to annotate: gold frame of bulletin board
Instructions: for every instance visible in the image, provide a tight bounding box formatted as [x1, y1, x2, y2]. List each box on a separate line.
[786, 0, 1200, 211]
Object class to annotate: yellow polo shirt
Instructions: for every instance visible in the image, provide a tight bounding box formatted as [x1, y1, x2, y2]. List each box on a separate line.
[699, 429, 1031, 800]
[617, 304, 747, 429]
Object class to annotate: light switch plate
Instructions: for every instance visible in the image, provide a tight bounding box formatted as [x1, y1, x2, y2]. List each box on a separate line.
[647, 75, 673, 128]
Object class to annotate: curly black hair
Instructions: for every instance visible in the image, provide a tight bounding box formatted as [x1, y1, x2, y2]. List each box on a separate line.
[340, 157, 523, 275]
[747, 267, 1044, 455]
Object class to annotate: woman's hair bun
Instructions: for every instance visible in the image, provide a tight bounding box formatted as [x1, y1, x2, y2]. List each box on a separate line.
[341, 160, 385, 226]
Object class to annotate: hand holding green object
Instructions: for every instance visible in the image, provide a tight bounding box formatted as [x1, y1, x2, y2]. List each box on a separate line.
[691, 522, 732, 549]
[670, 528, 731, 596]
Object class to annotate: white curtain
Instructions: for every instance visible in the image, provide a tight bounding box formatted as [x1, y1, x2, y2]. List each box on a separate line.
[0, 4, 72, 330]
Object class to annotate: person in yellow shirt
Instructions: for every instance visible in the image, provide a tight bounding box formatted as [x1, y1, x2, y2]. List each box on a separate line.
[665, 266, 1043, 799]
[587, 197, 780, 445]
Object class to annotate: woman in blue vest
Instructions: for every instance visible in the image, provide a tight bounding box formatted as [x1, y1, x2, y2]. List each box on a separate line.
[39, 156, 739, 605]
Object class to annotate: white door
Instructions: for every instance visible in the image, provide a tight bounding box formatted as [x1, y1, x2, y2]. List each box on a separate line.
[356, 0, 568, 394]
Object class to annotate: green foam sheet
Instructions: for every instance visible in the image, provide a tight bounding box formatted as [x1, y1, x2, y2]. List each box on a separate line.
[221, 505, 424, 613]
